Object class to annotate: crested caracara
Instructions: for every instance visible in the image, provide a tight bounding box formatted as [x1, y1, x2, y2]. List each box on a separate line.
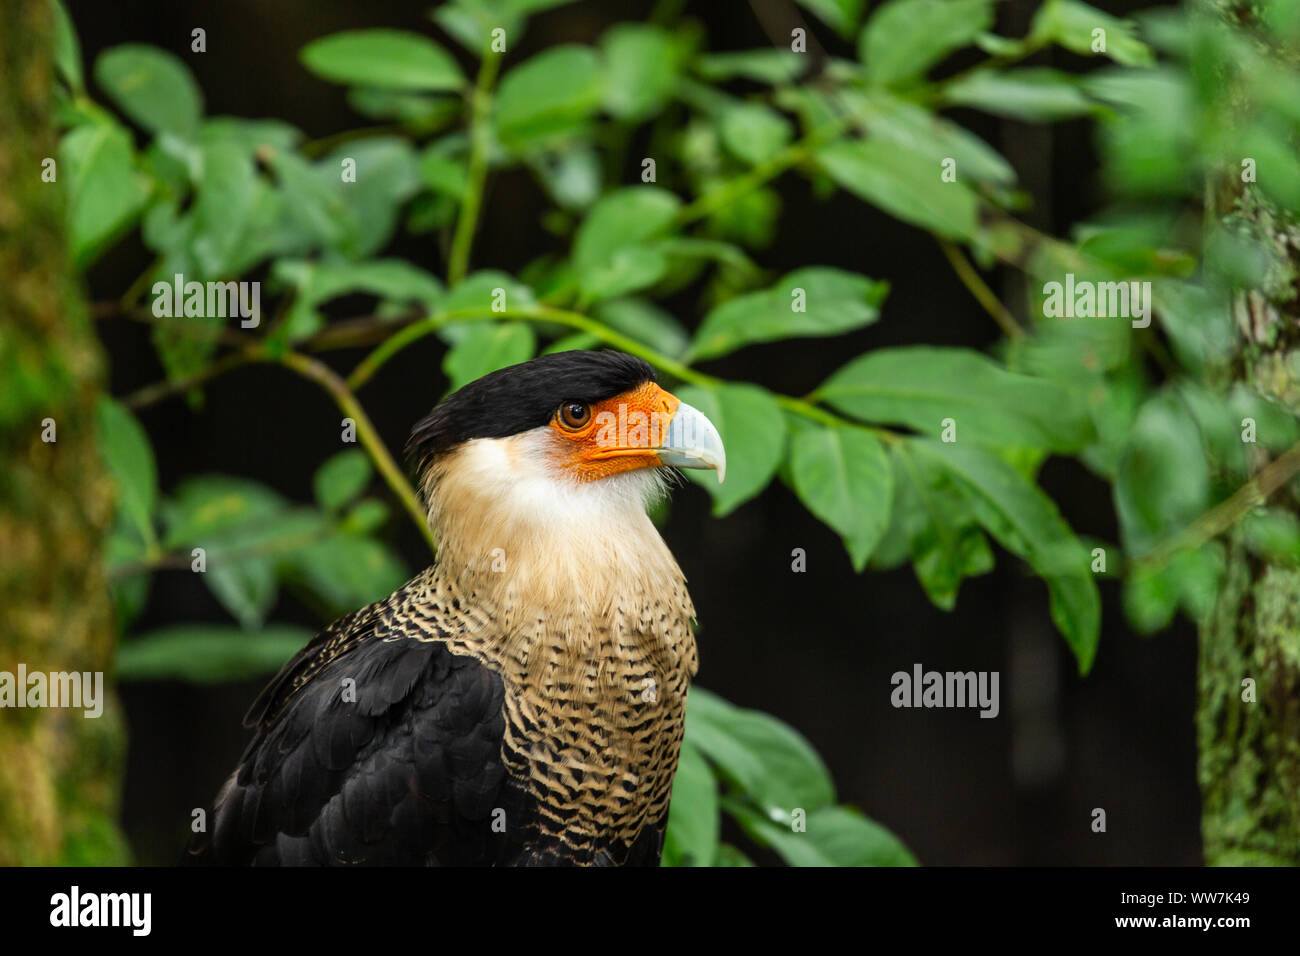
[187, 350, 725, 866]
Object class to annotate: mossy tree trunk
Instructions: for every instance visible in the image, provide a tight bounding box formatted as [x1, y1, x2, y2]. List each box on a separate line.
[1199, 538, 1300, 864]
[1197, 279, 1300, 864]
[0, 0, 128, 864]
[1196, 0, 1300, 854]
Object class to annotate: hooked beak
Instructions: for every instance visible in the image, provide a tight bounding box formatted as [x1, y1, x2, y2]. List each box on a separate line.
[657, 400, 726, 484]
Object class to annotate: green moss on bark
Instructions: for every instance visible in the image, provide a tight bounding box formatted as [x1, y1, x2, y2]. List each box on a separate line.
[0, 0, 128, 865]
[1199, 539, 1300, 864]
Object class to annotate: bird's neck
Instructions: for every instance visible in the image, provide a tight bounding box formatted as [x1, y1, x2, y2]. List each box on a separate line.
[418, 446, 698, 682]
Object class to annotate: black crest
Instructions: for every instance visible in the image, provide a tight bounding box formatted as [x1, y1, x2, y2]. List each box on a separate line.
[406, 350, 656, 477]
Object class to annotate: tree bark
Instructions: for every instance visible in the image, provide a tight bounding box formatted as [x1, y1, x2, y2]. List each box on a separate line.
[0, 0, 128, 864]
[1196, 21, 1300, 857]
[1197, 272, 1300, 863]
[1199, 534, 1300, 864]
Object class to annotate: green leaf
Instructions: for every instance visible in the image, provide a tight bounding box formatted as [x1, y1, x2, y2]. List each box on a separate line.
[818, 138, 979, 239]
[106, 520, 150, 636]
[1008, 305, 1133, 382]
[430, 0, 577, 56]
[1241, 508, 1300, 566]
[262, 149, 352, 252]
[573, 186, 681, 270]
[1125, 545, 1224, 632]
[1123, 558, 1179, 633]
[1115, 392, 1210, 555]
[658, 237, 758, 279]
[1086, 68, 1196, 197]
[798, 0, 866, 38]
[675, 384, 786, 516]
[686, 687, 836, 814]
[347, 88, 461, 127]
[162, 481, 331, 597]
[720, 103, 793, 165]
[206, 555, 277, 630]
[712, 843, 757, 866]
[95, 45, 203, 137]
[688, 267, 887, 362]
[661, 740, 719, 867]
[190, 140, 260, 277]
[572, 187, 681, 302]
[60, 121, 145, 269]
[440, 271, 537, 342]
[859, 0, 994, 86]
[530, 146, 602, 211]
[273, 257, 442, 342]
[494, 45, 602, 151]
[839, 89, 1016, 187]
[340, 499, 391, 536]
[313, 450, 373, 513]
[1228, 386, 1300, 453]
[420, 141, 470, 197]
[600, 25, 679, 121]
[943, 68, 1097, 122]
[1029, 0, 1153, 67]
[317, 137, 421, 258]
[725, 801, 917, 866]
[51, 0, 83, 92]
[696, 50, 805, 85]
[97, 399, 158, 547]
[580, 248, 668, 303]
[817, 347, 1094, 452]
[443, 323, 537, 391]
[286, 534, 410, 616]
[789, 425, 893, 570]
[117, 625, 312, 682]
[161, 476, 286, 548]
[911, 439, 1099, 671]
[431, 4, 511, 55]
[887, 445, 994, 609]
[593, 298, 690, 358]
[300, 29, 465, 91]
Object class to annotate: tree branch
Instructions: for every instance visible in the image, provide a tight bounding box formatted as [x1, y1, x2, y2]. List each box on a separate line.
[255, 351, 437, 554]
[1137, 439, 1300, 568]
[345, 304, 896, 441]
[936, 237, 1024, 339]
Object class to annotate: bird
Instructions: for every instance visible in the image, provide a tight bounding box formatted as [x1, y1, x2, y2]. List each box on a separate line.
[186, 350, 726, 866]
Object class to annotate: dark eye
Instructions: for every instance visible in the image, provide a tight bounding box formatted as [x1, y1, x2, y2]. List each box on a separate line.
[558, 401, 591, 430]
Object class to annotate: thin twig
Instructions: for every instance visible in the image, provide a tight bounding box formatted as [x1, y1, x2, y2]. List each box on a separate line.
[124, 350, 255, 409]
[1137, 440, 1300, 569]
[344, 304, 894, 441]
[937, 237, 1024, 339]
[91, 300, 254, 347]
[674, 114, 848, 228]
[255, 351, 437, 555]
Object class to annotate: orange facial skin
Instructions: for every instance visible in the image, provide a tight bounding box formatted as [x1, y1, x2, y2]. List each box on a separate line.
[549, 382, 681, 482]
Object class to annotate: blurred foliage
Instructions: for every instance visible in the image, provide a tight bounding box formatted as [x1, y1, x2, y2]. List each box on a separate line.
[51, 0, 1300, 864]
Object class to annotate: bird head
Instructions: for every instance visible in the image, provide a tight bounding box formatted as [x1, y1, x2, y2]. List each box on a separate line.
[406, 351, 725, 544]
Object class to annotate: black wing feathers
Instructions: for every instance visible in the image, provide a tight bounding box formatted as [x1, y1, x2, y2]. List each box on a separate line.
[190, 612, 525, 865]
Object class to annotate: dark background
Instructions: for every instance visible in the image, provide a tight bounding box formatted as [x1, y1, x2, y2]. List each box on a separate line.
[66, 0, 1199, 865]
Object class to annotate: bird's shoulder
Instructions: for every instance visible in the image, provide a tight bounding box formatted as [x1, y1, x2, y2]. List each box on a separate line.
[242, 567, 484, 729]
[191, 570, 526, 865]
